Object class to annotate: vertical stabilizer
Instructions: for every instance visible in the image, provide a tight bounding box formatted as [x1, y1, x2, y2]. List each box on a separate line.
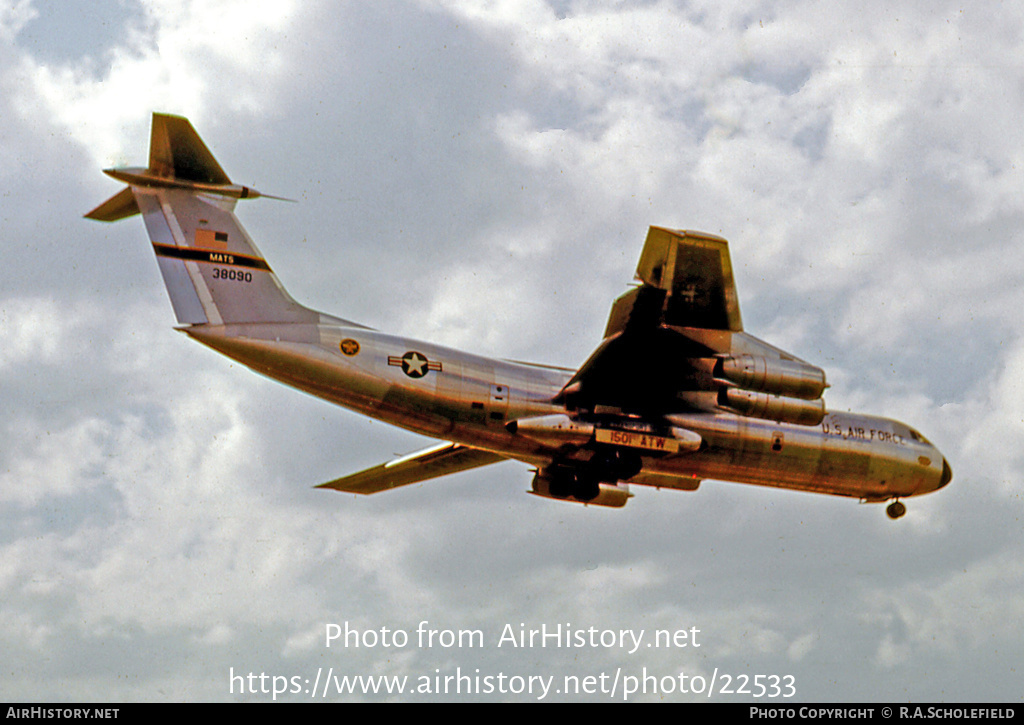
[136, 187, 319, 325]
[86, 114, 331, 327]
[148, 114, 231, 183]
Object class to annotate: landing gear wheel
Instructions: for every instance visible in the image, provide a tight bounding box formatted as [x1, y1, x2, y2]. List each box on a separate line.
[548, 473, 573, 499]
[886, 501, 906, 520]
[574, 473, 601, 502]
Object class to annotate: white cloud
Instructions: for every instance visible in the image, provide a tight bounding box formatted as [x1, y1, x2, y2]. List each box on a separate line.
[0, 0, 35, 41]
[10, 0, 305, 166]
[0, 297, 66, 370]
[961, 339, 1024, 490]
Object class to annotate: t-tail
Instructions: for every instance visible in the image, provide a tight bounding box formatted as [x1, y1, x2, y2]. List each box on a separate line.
[86, 113, 338, 327]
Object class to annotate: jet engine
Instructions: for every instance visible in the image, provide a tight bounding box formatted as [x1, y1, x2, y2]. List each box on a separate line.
[718, 388, 825, 426]
[711, 355, 827, 426]
[714, 355, 827, 400]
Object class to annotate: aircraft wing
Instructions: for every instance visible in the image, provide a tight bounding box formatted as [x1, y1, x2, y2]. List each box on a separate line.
[560, 227, 741, 413]
[317, 442, 506, 494]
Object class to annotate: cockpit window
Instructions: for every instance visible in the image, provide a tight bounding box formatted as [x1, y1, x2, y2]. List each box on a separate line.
[908, 428, 931, 445]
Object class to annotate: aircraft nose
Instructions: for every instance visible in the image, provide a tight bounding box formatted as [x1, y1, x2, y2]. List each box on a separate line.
[938, 457, 953, 489]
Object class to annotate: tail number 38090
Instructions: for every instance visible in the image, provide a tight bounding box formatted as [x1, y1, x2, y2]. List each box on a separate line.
[212, 268, 252, 283]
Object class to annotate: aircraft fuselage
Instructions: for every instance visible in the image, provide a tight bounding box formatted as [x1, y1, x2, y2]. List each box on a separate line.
[185, 322, 951, 504]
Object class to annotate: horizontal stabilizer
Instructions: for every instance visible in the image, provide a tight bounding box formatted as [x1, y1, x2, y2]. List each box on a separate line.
[85, 186, 139, 222]
[318, 442, 505, 495]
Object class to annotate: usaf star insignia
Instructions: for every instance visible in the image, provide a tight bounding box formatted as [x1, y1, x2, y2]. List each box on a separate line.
[388, 351, 442, 378]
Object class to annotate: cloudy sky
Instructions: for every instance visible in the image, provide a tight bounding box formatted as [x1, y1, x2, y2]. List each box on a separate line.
[2, 0, 1023, 702]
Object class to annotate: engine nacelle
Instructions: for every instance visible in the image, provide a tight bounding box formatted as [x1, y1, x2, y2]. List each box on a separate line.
[715, 355, 826, 401]
[718, 388, 826, 426]
[529, 470, 631, 508]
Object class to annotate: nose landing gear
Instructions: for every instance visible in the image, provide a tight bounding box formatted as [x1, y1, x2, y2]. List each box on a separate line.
[886, 500, 906, 520]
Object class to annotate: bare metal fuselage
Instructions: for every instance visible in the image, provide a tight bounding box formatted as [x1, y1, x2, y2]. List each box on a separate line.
[186, 322, 951, 504]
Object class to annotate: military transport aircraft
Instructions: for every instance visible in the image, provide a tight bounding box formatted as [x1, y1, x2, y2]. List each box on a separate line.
[87, 113, 951, 519]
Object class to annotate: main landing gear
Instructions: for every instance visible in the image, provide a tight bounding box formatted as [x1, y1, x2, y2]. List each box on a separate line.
[886, 500, 906, 520]
[542, 448, 643, 504]
[548, 469, 601, 502]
